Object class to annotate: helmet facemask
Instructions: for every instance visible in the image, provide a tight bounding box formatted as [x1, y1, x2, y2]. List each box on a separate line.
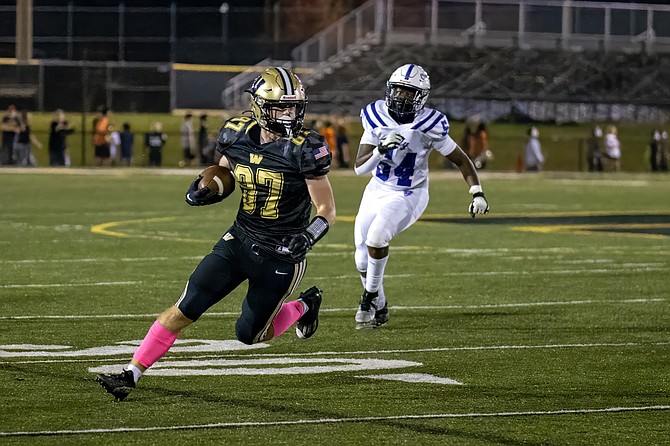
[385, 84, 429, 121]
[252, 96, 306, 138]
[247, 67, 307, 138]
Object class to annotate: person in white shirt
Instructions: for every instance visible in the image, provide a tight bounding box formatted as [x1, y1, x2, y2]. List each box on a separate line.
[108, 125, 121, 165]
[523, 126, 544, 171]
[604, 125, 621, 172]
[352, 63, 489, 329]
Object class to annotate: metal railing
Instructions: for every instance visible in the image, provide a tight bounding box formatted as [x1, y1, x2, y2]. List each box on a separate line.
[290, 0, 385, 65]
[387, 0, 670, 54]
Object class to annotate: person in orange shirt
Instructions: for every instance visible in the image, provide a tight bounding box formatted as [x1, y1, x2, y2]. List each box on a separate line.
[319, 120, 337, 165]
[93, 107, 111, 166]
[470, 122, 491, 169]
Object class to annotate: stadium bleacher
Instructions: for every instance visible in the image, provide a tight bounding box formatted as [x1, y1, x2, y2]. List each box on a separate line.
[304, 43, 670, 120]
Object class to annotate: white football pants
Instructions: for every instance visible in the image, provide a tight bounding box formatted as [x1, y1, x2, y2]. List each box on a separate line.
[354, 180, 429, 272]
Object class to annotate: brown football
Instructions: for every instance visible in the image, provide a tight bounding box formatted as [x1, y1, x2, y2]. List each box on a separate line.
[198, 165, 236, 199]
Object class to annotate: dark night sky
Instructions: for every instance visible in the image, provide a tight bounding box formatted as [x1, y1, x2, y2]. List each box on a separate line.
[11, 0, 670, 5]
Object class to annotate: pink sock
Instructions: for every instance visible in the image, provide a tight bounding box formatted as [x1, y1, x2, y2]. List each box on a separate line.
[133, 320, 179, 369]
[271, 301, 305, 337]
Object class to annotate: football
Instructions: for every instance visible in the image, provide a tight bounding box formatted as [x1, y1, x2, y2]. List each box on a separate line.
[198, 165, 236, 199]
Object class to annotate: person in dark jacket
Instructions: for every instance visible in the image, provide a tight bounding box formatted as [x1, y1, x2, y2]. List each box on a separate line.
[48, 109, 74, 166]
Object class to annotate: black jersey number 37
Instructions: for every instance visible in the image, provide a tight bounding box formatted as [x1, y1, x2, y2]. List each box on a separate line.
[234, 165, 284, 219]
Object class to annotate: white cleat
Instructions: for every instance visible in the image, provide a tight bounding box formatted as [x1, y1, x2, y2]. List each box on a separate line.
[355, 290, 378, 324]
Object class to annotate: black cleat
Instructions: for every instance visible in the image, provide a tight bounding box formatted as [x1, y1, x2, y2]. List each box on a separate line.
[372, 302, 389, 327]
[96, 370, 135, 402]
[295, 286, 323, 339]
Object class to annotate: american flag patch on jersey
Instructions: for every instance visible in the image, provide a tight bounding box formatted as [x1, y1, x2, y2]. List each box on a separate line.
[312, 145, 329, 159]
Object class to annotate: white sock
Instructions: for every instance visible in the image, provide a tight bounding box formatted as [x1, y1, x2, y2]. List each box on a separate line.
[123, 364, 143, 383]
[366, 256, 388, 294]
[377, 280, 386, 309]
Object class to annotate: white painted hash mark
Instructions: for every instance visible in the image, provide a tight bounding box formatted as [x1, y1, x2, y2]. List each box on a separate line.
[356, 373, 463, 385]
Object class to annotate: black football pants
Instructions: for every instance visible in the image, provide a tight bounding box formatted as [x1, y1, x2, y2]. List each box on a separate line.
[176, 226, 306, 344]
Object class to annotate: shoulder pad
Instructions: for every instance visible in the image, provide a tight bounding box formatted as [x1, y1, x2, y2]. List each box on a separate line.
[410, 108, 449, 139]
[360, 100, 392, 131]
[216, 116, 256, 150]
[291, 129, 331, 176]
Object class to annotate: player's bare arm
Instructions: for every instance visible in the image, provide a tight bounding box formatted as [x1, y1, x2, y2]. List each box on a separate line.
[218, 154, 231, 169]
[306, 175, 336, 225]
[354, 143, 377, 168]
[447, 145, 490, 217]
[447, 145, 481, 188]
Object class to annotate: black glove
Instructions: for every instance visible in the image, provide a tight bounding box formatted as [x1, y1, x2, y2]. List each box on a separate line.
[185, 177, 223, 206]
[284, 233, 313, 259]
[282, 216, 330, 259]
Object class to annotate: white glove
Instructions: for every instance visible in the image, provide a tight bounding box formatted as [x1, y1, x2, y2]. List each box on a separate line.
[468, 185, 489, 218]
[377, 131, 405, 155]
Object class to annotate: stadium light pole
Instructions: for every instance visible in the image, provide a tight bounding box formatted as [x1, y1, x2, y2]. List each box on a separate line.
[220, 3, 229, 63]
[219, 3, 229, 42]
[16, 0, 33, 61]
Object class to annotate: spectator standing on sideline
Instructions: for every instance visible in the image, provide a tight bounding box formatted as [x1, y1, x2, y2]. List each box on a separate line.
[1, 105, 19, 165]
[319, 120, 337, 165]
[523, 126, 544, 172]
[48, 109, 74, 166]
[119, 123, 134, 166]
[604, 125, 621, 172]
[198, 114, 209, 166]
[352, 63, 489, 329]
[96, 67, 335, 402]
[145, 121, 167, 167]
[13, 110, 42, 166]
[335, 119, 351, 169]
[660, 131, 669, 172]
[201, 132, 217, 165]
[470, 122, 491, 169]
[180, 113, 196, 166]
[587, 126, 603, 172]
[108, 124, 121, 166]
[446, 124, 473, 169]
[649, 130, 661, 172]
[93, 107, 111, 166]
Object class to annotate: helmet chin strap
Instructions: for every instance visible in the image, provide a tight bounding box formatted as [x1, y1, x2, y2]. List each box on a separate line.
[389, 109, 415, 124]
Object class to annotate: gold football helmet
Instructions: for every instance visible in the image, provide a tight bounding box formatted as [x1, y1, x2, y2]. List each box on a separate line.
[247, 67, 307, 138]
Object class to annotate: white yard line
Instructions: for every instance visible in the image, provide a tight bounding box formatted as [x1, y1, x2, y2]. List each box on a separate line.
[0, 281, 142, 289]
[0, 256, 202, 264]
[1, 246, 669, 264]
[2, 267, 667, 289]
[0, 405, 667, 437]
[0, 298, 665, 320]
[3, 341, 669, 365]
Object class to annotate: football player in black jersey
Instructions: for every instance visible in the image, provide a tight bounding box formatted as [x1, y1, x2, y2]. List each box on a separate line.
[97, 67, 336, 401]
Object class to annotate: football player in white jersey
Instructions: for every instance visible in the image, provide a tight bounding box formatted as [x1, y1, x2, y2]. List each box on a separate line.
[353, 63, 489, 328]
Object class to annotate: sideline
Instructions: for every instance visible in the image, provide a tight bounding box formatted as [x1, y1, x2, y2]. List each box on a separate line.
[1, 167, 665, 182]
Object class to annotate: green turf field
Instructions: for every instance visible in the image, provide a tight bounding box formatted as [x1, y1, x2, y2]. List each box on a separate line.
[0, 169, 668, 445]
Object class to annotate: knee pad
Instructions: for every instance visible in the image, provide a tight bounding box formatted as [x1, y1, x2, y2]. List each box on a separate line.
[354, 246, 368, 272]
[366, 223, 393, 249]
